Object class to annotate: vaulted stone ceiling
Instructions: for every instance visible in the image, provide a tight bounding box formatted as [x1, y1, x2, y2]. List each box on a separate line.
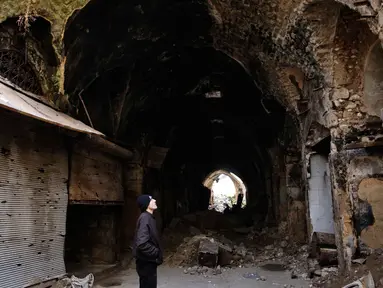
[0, 0, 381, 148]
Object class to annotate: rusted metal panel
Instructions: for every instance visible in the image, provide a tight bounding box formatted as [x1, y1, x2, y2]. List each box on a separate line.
[0, 78, 103, 136]
[69, 145, 123, 202]
[0, 110, 68, 288]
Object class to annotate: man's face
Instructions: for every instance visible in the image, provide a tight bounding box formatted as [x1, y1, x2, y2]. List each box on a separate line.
[148, 198, 157, 210]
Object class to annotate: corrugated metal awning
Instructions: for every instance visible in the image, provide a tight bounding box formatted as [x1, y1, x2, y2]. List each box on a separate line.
[0, 78, 103, 136]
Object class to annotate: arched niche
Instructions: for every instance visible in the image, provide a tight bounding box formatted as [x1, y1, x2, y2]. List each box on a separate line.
[364, 39, 383, 117]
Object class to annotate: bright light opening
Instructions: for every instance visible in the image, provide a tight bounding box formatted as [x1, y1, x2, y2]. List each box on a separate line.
[205, 91, 222, 98]
[203, 170, 247, 213]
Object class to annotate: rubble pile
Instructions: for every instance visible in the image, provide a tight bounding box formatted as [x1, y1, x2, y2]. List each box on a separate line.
[312, 248, 383, 288]
[162, 210, 319, 281]
[161, 209, 383, 287]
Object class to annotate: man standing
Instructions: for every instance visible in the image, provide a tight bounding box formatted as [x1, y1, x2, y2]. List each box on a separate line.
[133, 195, 163, 288]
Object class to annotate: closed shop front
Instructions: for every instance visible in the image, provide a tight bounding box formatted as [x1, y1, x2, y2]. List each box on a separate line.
[0, 110, 68, 288]
[65, 144, 124, 272]
[0, 79, 130, 283]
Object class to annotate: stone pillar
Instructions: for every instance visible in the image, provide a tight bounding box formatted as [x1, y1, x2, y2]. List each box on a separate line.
[285, 153, 307, 243]
[329, 151, 355, 273]
[121, 163, 144, 256]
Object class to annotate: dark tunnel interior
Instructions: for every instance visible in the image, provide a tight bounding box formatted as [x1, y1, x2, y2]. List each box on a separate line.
[60, 0, 298, 235]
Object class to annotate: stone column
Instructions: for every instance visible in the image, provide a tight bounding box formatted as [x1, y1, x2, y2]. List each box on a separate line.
[329, 150, 355, 273]
[121, 162, 144, 261]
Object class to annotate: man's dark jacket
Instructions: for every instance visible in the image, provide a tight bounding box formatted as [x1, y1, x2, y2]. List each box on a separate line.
[133, 211, 163, 265]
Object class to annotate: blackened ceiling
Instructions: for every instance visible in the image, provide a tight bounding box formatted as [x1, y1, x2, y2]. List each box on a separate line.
[62, 0, 287, 197]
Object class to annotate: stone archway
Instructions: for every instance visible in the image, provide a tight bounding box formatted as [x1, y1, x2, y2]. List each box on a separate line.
[203, 169, 247, 212]
[364, 39, 383, 118]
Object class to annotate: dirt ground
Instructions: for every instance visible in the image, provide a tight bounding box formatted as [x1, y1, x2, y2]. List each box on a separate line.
[66, 209, 383, 288]
[94, 266, 310, 288]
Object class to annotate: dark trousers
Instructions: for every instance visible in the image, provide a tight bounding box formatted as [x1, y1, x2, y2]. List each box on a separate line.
[136, 260, 157, 288]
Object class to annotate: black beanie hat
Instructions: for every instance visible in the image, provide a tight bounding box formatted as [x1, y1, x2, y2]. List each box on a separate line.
[137, 194, 152, 212]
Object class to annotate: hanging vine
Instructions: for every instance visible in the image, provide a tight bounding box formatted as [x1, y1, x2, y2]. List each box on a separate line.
[17, 0, 36, 33]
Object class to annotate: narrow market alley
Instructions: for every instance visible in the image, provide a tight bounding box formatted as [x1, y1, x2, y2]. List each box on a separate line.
[1, 0, 383, 288]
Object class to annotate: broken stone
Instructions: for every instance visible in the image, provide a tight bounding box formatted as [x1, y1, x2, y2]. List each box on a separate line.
[244, 254, 254, 263]
[352, 258, 367, 265]
[317, 247, 338, 266]
[342, 271, 375, 288]
[189, 226, 201, 235]
[235, 243, 247, 257]
[218, 243, 233, 266]
[196, 266, 209, 274]
[198, 238, 218, 267]
[280, 240, 288, 248]
[333, 87, 350, 100]
[232, 254, 241, 261]
[187, 266, 198, 275]
[350, 94, 361, 101]
[212, 265, 222, 275]
[346, 102, 357, 109]
[333, 100, 341, 107]
[322, 267, 338, 273]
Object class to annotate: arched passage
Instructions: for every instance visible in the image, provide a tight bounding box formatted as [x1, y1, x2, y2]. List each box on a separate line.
[364, 39, 383, 117]
[59, 0, 307, 274]
[202, 169, 247, 212]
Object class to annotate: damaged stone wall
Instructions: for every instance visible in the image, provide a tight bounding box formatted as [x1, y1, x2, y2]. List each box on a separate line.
[4, 0, 383, 274]
[348, 154, 383, 249]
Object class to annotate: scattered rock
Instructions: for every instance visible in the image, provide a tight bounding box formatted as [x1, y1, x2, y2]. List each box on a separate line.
[333, 87, 350, 100]
[235, 243, 247, 258]
[352, 258, 367, 265]
[189, 226, 201, 235]
[218, 243, 233, 266]
[280, 240, 288, 248]
[212, 265, 222, 275]
[198, 238, 219, 267]
[313, 269, 322, 277]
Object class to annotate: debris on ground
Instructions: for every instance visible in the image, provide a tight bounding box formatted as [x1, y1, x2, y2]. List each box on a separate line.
[161, 208, 383, 287]
[53, 274, 94, 288]
[311, 247, 383, 287]
[198, 238, 219, 267]
[341, 271, 375, 288]
[162, 209, 314, 282]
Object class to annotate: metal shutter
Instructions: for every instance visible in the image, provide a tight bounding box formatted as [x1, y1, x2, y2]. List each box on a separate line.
[0, 112, 68, 288]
